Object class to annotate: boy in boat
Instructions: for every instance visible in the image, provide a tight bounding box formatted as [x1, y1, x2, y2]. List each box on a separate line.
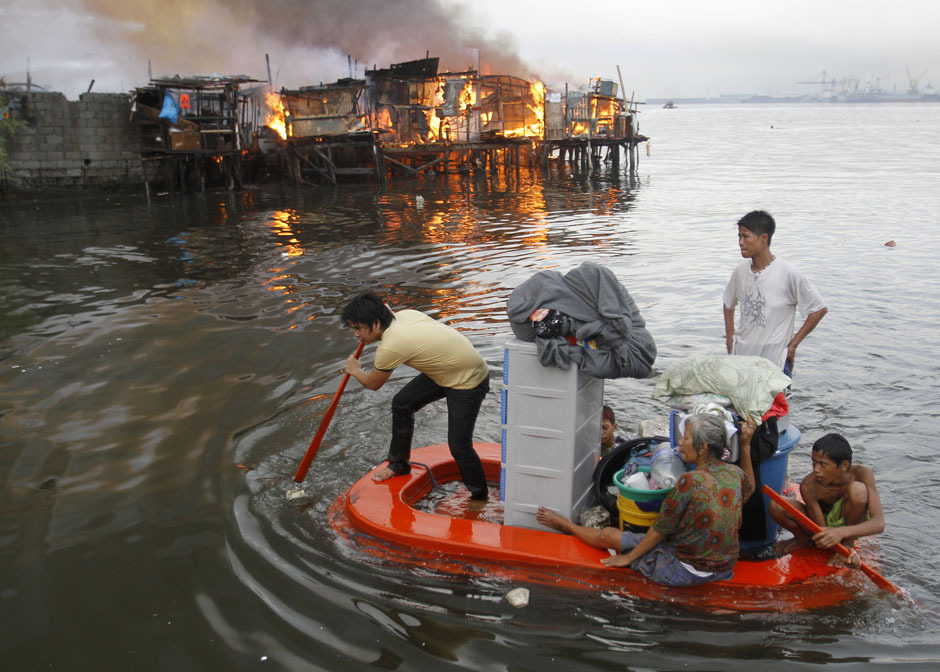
[723, 210, 827, 376]
[769, 433, 884, 567]
[601, 405, 628, 458]
[341, 291, 490, 501]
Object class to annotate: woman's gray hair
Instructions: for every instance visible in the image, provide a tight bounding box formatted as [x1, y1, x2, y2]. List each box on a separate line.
[687, 414, 729, 460]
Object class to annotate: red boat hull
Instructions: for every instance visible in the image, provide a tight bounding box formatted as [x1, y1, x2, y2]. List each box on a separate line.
[331, 442, 865, 611]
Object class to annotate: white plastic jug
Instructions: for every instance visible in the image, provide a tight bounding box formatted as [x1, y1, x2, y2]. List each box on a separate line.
[650, 444, 684, 489]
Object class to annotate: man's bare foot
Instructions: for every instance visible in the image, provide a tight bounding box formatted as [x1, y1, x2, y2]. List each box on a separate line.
[535, 506, 572, 533]
[372, 466, 402, 482]
[774, 537, 809, 557]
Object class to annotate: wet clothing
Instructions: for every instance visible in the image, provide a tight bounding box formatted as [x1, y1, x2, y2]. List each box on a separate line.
[620, 531, 734, 586]
[652, 461, 755, 574]
[377, 310, 490, 500]
[723, 257, 826, 370]
[824, 497, 871, 528]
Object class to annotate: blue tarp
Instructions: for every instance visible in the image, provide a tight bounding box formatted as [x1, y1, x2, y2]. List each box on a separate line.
[158, 93, 179, 125]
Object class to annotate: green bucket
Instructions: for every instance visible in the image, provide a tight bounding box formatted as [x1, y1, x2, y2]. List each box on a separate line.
[613, 467, 671, 503]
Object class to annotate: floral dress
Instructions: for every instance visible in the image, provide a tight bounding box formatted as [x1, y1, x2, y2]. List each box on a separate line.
[652, 461, 754, 573]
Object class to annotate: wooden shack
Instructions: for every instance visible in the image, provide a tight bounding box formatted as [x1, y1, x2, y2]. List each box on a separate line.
[542, 77, 644, 172]
[131, 74, 265, 194]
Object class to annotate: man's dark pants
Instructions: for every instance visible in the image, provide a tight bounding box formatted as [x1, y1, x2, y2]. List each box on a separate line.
[387, 373, 489, 500]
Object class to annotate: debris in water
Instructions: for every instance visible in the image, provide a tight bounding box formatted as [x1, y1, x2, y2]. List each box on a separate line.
[884, 240, 896, 247]
[285, 487, 308, 501]
[505, 587, 530, 608]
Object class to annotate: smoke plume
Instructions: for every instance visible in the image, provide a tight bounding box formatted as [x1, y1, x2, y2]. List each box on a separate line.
[79, 0, 537, 86]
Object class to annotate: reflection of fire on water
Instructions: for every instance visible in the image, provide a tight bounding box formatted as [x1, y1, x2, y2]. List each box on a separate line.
[265, 92, 289, 140]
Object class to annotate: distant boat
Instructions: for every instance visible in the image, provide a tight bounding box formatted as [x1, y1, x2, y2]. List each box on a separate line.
[663, 101, 677, 109]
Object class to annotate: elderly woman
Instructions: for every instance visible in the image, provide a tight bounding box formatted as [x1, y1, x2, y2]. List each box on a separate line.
[536, 414, 756, 586]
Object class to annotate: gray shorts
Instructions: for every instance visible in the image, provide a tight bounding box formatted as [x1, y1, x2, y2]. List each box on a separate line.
[620, 531, 733, 587]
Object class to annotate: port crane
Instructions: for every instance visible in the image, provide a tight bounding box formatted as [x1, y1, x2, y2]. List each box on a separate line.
[906, 67, 929, 95]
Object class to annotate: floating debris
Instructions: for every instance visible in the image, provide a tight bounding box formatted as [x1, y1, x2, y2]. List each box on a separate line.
[505, 587, 530, 608]
[285, 486, 309, 501]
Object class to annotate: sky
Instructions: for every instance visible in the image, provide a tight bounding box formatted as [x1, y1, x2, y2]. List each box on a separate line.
[1, 0, 937, 100]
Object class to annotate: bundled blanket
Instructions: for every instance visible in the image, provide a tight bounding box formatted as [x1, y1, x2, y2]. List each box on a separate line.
[652, 354, 792, 423]
[506, 261, 657, 379]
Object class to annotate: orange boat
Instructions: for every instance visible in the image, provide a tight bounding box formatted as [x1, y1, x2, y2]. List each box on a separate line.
[329, 442, 867, 612]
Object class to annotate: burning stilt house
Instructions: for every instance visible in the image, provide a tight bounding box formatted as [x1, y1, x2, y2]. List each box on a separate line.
[131, 74, 265, 194]
[542, 77, 645, 172]
[266, 57, 646, 185]
[271, 57, 546, 184]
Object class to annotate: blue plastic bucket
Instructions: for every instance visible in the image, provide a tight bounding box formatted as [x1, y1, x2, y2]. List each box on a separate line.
[739, 424, 801, 553]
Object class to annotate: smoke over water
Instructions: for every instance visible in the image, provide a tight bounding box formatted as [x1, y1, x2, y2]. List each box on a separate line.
[78, 0, 538, 87]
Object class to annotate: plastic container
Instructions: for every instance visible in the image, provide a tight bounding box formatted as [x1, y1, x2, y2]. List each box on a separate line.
[501, 339, 604, 530]
[739, 424, 802, 554]
[650, 444, 684, 489]
[613, 467, 670, 502]
[617, 493, 659, 529]
[624, 471, 650, 490]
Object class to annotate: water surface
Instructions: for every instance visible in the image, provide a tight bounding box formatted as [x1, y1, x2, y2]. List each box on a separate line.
[2, 103, 939, 670]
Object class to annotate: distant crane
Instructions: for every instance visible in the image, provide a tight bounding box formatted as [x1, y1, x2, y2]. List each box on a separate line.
[797, 70, 837, 91]
[906, 67, 929, 95]
[796, 70, 840, 99]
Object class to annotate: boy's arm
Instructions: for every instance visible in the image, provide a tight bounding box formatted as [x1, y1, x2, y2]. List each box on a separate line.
[857, 465, 885, 536]
[723, 306, 736, 354]
[786, 307, 827, 366]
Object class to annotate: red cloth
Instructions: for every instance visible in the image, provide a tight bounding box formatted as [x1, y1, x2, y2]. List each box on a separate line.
[762, 391, 788, 421]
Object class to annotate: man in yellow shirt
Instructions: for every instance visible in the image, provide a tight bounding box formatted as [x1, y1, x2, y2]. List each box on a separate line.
[342, 291, 490, 501]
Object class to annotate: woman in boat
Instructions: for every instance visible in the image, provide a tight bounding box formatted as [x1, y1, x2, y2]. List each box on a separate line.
[536, 414, 755, 586]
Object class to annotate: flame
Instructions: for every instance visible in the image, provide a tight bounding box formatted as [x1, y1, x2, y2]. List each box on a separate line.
[503, 80, 545, 138]
[459, 80, 476, 112]
[571, 121, 590, 136]
[265, 92, 289, 140]
[375, 107, 394, 132]
[428, 111, 442, 142]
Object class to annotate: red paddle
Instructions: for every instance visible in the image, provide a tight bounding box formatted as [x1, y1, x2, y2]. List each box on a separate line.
[762, 484, 900, 594]
[293, 342, 365, 482]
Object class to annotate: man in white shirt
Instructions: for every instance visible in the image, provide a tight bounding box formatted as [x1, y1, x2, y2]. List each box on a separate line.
[723, 210, 827, 375]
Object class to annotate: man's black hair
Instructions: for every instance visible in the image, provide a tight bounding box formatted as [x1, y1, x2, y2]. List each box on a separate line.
[341, 291, 394, 330]
[737, 210, 776, 246]
[812, 433, 853, 466]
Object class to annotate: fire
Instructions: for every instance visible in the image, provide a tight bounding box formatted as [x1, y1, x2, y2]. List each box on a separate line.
[503, 80, 545, 138]
[459, 80, 476, 112]
[375, 107, 394, 132]
[428, 112, 442, 142]
[265, 92, 289, 140]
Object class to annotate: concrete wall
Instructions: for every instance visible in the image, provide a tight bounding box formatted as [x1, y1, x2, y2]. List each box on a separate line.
[4, 92, 142, 192]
